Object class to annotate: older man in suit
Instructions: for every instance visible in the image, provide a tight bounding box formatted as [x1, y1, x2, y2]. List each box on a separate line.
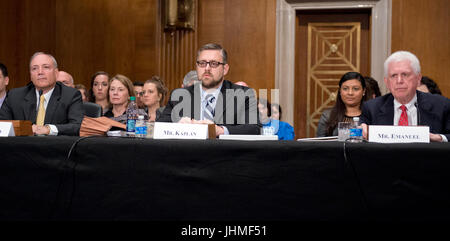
[0, 52, 83, 136]
[159, 43, 260, 136]
[361, 51, 450, 142]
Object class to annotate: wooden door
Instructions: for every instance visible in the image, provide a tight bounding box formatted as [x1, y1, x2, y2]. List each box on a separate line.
[295, 10, 371, 138]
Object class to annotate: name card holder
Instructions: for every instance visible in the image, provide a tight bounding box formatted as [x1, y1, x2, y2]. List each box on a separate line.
[0, 122, 15, 136]
[153, 122, 216, 140]
[0, 120, 33, 136]
[368, 125, 430, 143]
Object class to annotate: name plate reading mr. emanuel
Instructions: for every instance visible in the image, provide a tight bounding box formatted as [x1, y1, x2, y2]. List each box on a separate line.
[368, 125, 430, 143]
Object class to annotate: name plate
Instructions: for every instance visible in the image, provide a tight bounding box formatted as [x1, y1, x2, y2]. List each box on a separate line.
[153, 122, 210, 139]
[368, 125, 429, 143]
[0, 122, 15, 137]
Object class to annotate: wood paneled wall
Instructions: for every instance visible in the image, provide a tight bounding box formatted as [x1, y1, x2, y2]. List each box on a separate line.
[0, 0, 56, 89]
[198, 0, 276, 92]
[0, 0, 448, 100]
[0, 0, 275, 97]
[392, 0, 450, 96]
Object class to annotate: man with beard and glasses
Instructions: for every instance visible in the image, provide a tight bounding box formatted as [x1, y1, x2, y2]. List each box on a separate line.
[158, 43, 260, 137]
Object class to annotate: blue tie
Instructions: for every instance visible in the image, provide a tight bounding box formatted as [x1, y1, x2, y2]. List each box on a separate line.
[203, 94, 215, 121]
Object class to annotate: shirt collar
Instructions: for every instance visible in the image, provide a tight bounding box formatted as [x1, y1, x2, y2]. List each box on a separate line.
[200, 82, 223, 101]
[393, 93, 417, 110]
[35, 87, 55, 103]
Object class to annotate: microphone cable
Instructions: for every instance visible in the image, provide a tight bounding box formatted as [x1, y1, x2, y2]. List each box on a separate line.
[51, 135, 98, 219]
[342, 141, 371, 220]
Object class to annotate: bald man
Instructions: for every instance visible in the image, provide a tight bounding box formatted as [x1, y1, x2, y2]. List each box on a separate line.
[57, 71, 75, 88]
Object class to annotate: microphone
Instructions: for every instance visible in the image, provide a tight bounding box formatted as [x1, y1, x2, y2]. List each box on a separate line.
[415, 102, 421, 126]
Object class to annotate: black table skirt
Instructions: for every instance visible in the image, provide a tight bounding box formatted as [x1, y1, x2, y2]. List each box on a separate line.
[0, 136, 449, 222]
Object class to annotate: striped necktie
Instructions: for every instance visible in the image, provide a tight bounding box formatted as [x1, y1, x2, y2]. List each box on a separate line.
[36, 95, 46, 126]
[203, 94, 215, 121]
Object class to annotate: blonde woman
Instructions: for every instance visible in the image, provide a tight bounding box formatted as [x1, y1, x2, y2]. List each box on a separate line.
[104, 74, 147, 124]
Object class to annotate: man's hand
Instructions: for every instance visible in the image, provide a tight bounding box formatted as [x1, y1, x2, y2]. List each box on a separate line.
[190, 119, 223, 137]
[32, 124, 50, 135]
[430, 133, 443, 142]
[361, 123, 368, 140]
[215, 125, 224, 137]
[178, 117, 193, 124]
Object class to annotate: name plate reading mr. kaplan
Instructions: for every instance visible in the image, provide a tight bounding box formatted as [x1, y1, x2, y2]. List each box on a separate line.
[153, 122, 209, 140]
[0, 122, 15, 137]
[368, 125, 429, 143]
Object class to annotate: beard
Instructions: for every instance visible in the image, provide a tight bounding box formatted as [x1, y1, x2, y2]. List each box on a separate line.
[201, 72, 223, 89]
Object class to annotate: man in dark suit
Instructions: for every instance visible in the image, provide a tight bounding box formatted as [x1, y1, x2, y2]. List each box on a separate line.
[158, 43, 260, 136]
[361, 51, 449, 142]
[0, 52, 83, 136]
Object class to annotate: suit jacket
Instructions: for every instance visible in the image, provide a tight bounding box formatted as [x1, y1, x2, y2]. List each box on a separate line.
[158, 80, 261, 134]
[0, 82, 84, 136]
[360, 91, 450, 140]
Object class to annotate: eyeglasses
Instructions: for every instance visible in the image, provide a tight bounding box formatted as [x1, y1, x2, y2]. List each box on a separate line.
[196, 60, 225, 68]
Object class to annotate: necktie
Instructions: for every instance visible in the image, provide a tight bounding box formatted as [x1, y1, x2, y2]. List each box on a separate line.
[203, 94, 215, 121]
[398, 105, 408, 126]
[36, 95, 46, 126]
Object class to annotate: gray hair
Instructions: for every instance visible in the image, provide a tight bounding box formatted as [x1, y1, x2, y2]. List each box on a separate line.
[29, 52, 58, 69]
[384, 51, 420, 77]
[196, 43, 228, 64]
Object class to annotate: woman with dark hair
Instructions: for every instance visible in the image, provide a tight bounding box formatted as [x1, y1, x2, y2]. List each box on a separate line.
[142, 75, 168, 121]
[316, 72, 366, 137]
[89, 71, 110, 114]
[417, 76, 442, 95]
[364, 76, 381, 100]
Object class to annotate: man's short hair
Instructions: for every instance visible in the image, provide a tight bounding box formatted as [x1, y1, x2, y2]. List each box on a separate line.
[29, 52, 58, 68]
[384, 51, 420, 77]
[196, 43, 228, 64]
[0, 63, 8, 77]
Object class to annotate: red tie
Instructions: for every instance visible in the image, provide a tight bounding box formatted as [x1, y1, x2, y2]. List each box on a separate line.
[398, 105, 408, 126]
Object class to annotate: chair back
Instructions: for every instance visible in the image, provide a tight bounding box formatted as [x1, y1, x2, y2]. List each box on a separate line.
[83, 102, 102, 118]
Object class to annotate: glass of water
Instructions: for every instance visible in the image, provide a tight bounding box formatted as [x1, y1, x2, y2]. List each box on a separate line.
[338, 122, 351, 141]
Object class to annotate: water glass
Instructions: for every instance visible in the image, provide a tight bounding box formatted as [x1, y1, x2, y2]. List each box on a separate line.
[146, 121, 155, 139]
[338, 122, 351, 142]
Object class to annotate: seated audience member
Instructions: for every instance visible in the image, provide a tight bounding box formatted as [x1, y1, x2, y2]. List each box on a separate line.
[133, 81, 145, 108]
[104, 74, 147, 124]
[364, 76, 381, 100]
[317, 72, 366, 137]
[361, 51, 449, 142]
[258, 99, 294, 140]
[75, 84, 89, 102]
[417, 76, 442, 95]
[182, 70, 199, 88]
[0, 63, 9, 109]
[57, 70, 75, 88]
[142, 76, 168, 121]
[89, 71, 110, 114]
[0, 52, 83, 136]
[159, 43, 260, 136]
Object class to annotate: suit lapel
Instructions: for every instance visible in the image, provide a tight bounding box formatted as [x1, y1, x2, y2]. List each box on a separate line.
[214, 80, 234, 124]
[416, 91, 432, 126]
[378, 94, 395, 125]
[45, 84, 61, 124]
[23, 87, 37, 122]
